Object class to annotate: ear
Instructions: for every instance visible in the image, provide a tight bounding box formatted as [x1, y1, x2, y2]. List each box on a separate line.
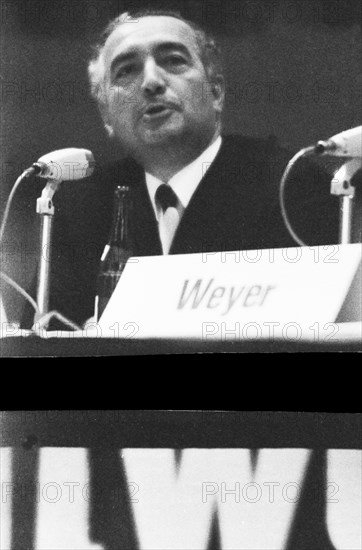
[211, 75, 225, 114]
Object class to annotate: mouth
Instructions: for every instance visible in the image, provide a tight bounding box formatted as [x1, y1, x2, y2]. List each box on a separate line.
[141, 103, 177, 122]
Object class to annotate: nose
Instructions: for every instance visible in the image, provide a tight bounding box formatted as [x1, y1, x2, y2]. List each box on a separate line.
[141, 57, 167, 96]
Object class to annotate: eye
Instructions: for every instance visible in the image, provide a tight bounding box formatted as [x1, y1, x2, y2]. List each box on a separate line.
[115, 64, 135, 79]
[163, 54, 187, 68]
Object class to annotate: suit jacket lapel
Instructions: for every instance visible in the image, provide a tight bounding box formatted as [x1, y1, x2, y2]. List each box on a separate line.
[169, 138, 238, 254]
[122, 161, 162, 256]
[132, 175, 162, 256]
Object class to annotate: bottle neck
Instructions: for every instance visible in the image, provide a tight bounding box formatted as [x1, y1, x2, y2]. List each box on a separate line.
[109, 186, 132, 247]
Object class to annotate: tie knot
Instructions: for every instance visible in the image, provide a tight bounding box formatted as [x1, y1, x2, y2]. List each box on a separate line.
[155, 183, 179, 212]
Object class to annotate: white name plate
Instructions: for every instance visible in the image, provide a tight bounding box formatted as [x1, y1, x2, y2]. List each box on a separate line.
[98, 245, 361, 340]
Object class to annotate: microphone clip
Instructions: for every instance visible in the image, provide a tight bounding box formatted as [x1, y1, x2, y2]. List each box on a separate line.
[36, 179, 62, 216]
[331, 158, 360, 198]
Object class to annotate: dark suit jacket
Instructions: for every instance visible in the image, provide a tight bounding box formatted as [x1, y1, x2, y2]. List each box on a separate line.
[34, 135, 340, 327]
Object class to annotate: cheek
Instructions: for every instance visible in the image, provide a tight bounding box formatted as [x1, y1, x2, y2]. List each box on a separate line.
[121, 83, 140, 105]
[108, 86, 139, 115]
[181, 76, 213, 112]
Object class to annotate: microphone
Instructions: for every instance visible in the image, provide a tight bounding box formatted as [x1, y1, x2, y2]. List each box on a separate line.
[315, 126, 362, 157]
[29, 148, 95, 180]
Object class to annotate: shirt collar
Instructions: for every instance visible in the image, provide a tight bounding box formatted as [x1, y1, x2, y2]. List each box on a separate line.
[145, 135, 222, 219]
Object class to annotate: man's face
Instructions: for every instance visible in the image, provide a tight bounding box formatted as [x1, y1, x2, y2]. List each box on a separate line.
[100, 16, 223, 153]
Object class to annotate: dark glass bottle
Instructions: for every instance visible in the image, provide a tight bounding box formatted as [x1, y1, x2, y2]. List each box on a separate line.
[95, 185, 133, 321]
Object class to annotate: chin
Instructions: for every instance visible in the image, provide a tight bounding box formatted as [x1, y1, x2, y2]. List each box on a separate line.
[140, 126, 185, 145]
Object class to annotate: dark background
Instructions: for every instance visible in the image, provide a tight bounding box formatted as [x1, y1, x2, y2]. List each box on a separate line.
[1, 0, 361, 322]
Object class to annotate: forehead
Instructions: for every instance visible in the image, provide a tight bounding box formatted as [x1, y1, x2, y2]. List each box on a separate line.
[103, 16, 200, 64]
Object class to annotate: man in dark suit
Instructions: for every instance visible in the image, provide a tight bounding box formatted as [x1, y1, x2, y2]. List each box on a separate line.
[41, 9, 340, 327]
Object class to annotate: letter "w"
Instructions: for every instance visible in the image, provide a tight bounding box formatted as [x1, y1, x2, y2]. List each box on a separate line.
[123, 448, 311, 549]
[177, 279, 214, 309]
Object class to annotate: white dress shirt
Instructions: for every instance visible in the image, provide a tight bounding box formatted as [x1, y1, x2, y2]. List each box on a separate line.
[145, 135, 222, 254]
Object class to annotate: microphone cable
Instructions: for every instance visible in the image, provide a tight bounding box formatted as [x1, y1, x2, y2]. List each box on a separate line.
[0, 168, 41, 321]
[279, 146, 315, 247]
[0, 166, 37, 246]
[0, 271, 39, 315]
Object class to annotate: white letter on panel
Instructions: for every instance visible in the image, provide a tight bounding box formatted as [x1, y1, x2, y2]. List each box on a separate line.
[0, 448, 13, 550]
[35, 448, 102, 550]
[123, 448, 311, 550]
[327, 450, 362, 550]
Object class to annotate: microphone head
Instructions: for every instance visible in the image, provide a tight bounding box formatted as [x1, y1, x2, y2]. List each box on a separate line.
[34, 148, 95, 181]
[315, 126, 362, 157]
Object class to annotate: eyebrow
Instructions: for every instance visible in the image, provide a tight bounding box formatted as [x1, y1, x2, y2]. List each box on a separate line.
[110, 41, 193, 74]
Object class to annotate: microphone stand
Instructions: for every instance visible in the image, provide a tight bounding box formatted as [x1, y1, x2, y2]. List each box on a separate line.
[33, 179, 61, 326]
[331, 159, 361, 244]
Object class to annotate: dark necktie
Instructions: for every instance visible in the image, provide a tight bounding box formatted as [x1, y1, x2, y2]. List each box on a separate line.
[155, 183, 179, 212]
[154, 183, 181, 254]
